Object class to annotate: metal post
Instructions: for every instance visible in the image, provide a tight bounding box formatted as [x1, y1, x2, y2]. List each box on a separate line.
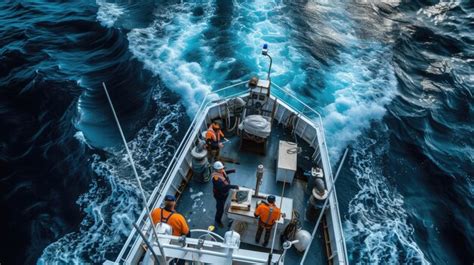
[255, 164, 264, 197]
[266, 54, 273, 81]
[262, 43, 272, 81]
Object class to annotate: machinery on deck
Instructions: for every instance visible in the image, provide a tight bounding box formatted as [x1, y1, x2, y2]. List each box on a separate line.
[239, 45, 276, 155]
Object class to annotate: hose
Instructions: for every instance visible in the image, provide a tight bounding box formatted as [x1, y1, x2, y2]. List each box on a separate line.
[285, 113, 298, 131]
[281, 210, 301, 243]
[225, 101, 243, 133]
[283, 113, 302, 155]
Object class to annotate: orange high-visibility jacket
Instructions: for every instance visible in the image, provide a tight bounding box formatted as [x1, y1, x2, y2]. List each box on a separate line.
[206, 126, 224, 148]
[254, 202, 282, 226]
[151, 208, 189, 236]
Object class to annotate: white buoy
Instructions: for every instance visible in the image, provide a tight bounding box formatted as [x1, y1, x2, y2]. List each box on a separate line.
[294, 230, 312, 252]
[225, 230, 241, 248]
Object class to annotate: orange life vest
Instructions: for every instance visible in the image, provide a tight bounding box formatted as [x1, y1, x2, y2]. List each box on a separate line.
[212, 171, 229, 184]
[206, 125, 224, 142]
[255, 202, 281, 226]
[151, 208, 190, 236]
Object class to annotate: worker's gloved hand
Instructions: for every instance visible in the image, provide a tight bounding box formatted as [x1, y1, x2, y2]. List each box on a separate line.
[219, 143, 224, 148]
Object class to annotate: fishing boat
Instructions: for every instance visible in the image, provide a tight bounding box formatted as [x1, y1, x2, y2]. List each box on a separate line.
[106, 45, 348, 265]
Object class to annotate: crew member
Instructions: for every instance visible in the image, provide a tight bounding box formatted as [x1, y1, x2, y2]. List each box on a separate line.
[206, 121, 225, 160]
[151, 194, 190, 237]
[212, 161, 238, 227]
[254, 195, 282, 246]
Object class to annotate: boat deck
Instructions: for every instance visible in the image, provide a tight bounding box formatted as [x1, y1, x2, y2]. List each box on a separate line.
[176, 122, 327, 264]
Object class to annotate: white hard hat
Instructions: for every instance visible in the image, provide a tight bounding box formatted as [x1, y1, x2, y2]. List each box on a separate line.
[213, 161, 224, 170]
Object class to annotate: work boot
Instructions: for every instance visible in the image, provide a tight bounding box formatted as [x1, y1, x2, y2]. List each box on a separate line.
[263, 241, 269, 247]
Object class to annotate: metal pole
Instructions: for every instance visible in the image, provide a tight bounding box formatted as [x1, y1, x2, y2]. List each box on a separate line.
[102, 82, 167, 264]
[300, 148, 349, 265]
[268, 174, 288, 264]
[255, 165, 264, 197]
[266, 54, 272, 81]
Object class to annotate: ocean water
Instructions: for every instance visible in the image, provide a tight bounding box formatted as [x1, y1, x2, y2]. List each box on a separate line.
[0, 0, 472, 264]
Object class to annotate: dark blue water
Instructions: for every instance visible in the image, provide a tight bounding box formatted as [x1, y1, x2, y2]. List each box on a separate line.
[0, 1, 472, 264]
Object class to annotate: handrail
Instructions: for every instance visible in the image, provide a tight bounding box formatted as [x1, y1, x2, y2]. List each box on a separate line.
[189, 229, 225, 242]
[271, 85, 348, 263]
[272, 82, 324, 119]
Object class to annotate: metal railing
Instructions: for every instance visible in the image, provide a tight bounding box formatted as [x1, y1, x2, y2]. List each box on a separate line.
[116, 81, 249, 262]
[272, 83, 348, 264]
[116, 80, 348, 264]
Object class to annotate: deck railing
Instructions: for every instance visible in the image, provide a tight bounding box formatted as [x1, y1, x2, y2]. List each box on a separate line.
[116, 80, 346, 264]
[115, 81, 248, 262]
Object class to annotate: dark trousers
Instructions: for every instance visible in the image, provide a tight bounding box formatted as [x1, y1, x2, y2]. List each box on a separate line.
[208, 148, 220, 162]
[255, 222, 273, 245]
[215, 197, 225, 223]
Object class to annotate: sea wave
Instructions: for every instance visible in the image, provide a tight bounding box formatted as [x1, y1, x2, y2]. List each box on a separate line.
[96, 0, 125, 28]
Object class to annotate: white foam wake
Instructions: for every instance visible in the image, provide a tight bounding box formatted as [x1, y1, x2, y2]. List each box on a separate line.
[344, 128, 430, 264]
[38, 89, 184, 264]
[321, 43, 397, 161]
[276, 1, 398, 161]
[127, 2, 214, 114]
[96, 0, 125, 28]
[232, 0, 306, 89]
[416, 0, 461, 25]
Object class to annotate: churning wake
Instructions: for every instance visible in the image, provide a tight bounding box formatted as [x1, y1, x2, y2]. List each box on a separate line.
[127, 1, 215, 114]
[344, 125, 429, 264]
[321, 43, 397, 161]
[301, 2, 428, 263]
[96, 0, 125, 28]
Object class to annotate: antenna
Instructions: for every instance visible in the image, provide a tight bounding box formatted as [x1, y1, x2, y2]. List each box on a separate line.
[262, 43, 272, 81]
[102, 82, 167, 264]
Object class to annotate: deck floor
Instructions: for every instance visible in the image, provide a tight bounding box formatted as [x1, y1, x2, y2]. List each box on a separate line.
[176, 122, 327, 264]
